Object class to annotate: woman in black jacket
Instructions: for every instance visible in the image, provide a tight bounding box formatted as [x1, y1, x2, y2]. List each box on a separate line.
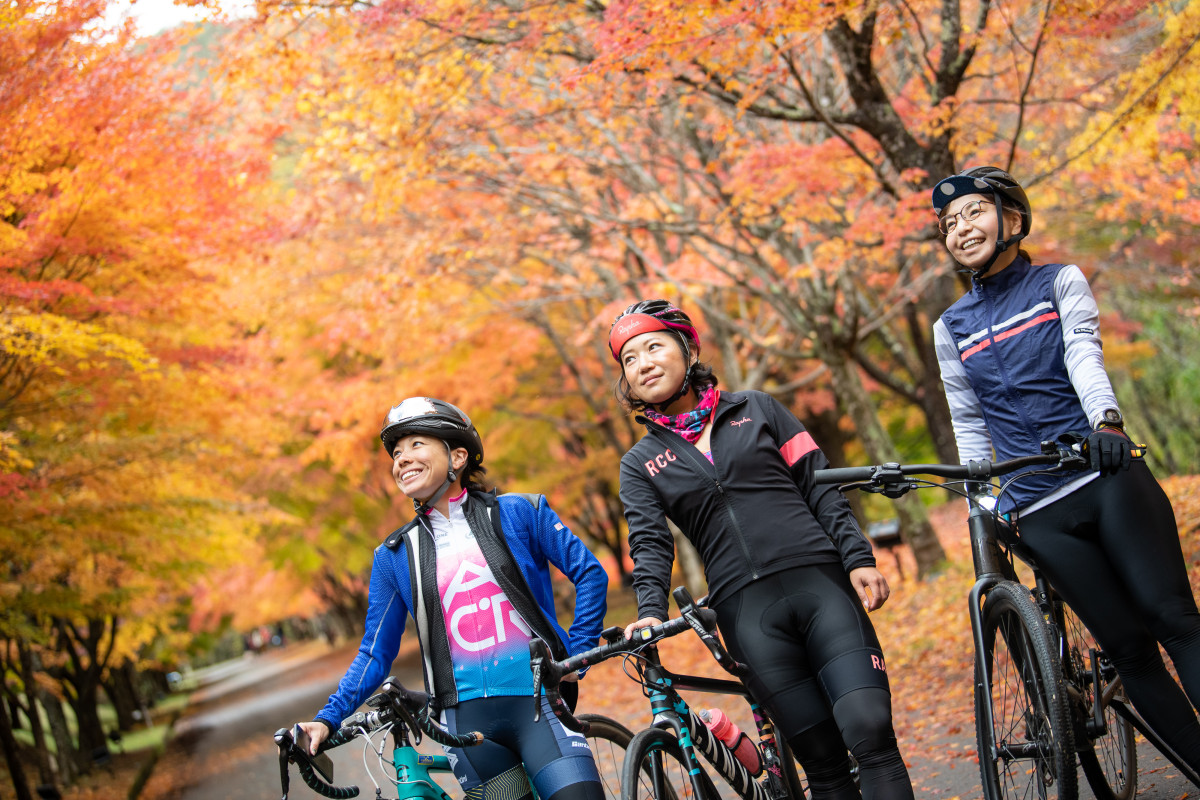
[610, 300, 913, 800]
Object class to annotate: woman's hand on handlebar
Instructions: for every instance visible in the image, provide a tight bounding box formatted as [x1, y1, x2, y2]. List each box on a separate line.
[294, 720, 329, 755]
[849, 566, 891, 612]
[624, 616, 663, 640]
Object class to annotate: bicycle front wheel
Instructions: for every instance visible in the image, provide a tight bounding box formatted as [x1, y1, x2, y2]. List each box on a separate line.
[976, 581, 1078, 799]
[621, 728, 701, 800]
[579, 713, 637, 800]
[1059, 606, 1136, 800]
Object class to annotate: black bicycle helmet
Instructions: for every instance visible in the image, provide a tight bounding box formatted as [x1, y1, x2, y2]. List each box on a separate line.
[931, 166, 1032, 277]
[380, 397, 484, 468]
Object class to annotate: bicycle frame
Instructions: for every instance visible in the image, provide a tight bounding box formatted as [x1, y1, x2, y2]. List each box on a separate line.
[814, 446, 1200, 793]
[389, 725, 458, 800]
[637, 650, 779, 800]
[966, 501, 1018, 756]
[530, 588, 806, 800]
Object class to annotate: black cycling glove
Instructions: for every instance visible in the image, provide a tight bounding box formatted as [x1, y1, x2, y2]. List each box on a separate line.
[1084, 428, 1134, 474]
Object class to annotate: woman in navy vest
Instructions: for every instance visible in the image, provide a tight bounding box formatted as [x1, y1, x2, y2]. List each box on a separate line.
[291, 397, 609, 800]
[932, 166, 1200, 771]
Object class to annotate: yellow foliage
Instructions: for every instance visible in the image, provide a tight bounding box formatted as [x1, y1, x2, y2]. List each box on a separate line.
[0, 312, 157, 374]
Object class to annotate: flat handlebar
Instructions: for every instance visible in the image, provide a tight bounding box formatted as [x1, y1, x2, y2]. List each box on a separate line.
[812, 444, 1087, 493]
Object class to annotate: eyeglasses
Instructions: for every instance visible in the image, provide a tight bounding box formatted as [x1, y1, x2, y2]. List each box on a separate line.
[937, 199, 994, 236]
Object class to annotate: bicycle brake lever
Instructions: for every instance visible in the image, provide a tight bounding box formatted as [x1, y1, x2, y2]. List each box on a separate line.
[274, 728, 291, 800]
[879, 482, 916, 499]
[530, 640, 546, 722]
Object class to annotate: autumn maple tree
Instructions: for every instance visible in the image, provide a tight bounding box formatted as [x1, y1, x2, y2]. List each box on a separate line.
[0, 3, 285, 794]
[242, 0, 1197, 579]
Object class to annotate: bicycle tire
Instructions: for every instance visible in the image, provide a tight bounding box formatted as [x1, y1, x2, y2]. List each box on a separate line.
[579, 713, 637, 800]
[1059, 605, 1136, 800]
[621, 727, 706, 800]
[975, 580, 1078, 799]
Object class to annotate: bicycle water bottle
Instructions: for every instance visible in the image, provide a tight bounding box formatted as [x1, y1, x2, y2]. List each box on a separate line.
[697, 708, 762, 776]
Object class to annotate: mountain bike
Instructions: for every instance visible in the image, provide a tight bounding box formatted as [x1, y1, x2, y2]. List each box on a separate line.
[531, 586, 811, 800]
[813, 439, 1200, 799]
[274, 675, 635, 800]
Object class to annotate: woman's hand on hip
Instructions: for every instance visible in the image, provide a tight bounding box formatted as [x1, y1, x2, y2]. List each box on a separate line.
[624, 616, 663, 640]
[849, 567, 891, 611]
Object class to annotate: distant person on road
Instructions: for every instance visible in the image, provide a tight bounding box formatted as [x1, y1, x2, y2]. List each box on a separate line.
[291, 397, 609, 800]
[609, 300, 915, 800]
[932, 166, 1200, 770]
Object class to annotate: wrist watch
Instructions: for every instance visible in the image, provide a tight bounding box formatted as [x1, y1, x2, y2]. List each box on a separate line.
[1098, 407, 1124, 430]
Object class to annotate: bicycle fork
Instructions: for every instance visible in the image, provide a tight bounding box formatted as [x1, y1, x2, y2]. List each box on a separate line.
[969, 505, 1010, 759]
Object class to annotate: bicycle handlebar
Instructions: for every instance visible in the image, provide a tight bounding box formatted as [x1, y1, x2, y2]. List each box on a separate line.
[530, 586, 746, 733]
[812, 442, 1087, 494]
[274, 676, 484, 799]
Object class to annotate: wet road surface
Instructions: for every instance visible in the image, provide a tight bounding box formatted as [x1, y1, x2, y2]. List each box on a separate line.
[145, 641, 1197, 799]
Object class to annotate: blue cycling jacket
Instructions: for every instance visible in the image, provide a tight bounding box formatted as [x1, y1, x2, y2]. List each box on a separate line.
[315, 491, 608, 728]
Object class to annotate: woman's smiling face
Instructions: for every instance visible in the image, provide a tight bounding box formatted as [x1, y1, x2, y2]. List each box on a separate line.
[620, 331, 692, 409]
[941, 193, 1022, 273]
[391, 434, 465, 502]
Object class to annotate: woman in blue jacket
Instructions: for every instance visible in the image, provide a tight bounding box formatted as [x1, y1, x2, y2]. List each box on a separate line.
[611, 301, 913, 800]
[932, 166, 1200, 771]
[292, 397, 609, 800]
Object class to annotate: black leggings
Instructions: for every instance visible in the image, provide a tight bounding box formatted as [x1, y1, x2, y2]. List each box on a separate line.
[1017, 460, 1200, 770]
[712, 564, 914, 800]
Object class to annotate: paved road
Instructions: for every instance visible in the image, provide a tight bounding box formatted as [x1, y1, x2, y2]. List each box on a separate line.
[145, 641, 443, 800]
[147, 642, 1197, 799]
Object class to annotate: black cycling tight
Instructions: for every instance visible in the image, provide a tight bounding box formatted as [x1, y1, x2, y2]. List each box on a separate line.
[712, 564, 914, 800]
[1018, 459, 1200, 770]
[791, 689, 913, 800]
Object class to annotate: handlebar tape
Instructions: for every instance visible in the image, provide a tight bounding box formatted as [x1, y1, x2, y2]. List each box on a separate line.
[297, 759, 359, 799]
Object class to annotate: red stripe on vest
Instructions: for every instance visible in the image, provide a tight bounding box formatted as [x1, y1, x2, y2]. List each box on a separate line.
[960, 311, 1060, 362]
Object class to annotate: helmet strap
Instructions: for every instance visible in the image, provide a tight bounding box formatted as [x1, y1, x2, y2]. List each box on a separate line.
[967, 190, 1026, 280]
[412, 441, 460, 516]
[649, 334, 697, 411]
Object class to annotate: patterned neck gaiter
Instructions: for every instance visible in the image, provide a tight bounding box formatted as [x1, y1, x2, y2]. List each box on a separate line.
[644, 385, 719, 443]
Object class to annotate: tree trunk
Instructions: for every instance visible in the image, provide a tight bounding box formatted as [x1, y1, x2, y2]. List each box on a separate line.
[802, 405, 869, 529]
[40, 689, 77, 786]
[0, 697, 35, 800]
[6, 695, 24, 730]
[18, 643, 56, 786]
[67, 683, 107, 772]
[826, 352, 946, 576]
[906, 304, 961, 465]
[104, 660, 139, 732]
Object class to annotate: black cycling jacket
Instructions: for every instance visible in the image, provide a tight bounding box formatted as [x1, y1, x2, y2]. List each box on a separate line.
[619, 390, 875, 622]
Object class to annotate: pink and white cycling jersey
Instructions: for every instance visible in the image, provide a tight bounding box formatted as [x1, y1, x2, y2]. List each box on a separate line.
[432, 492, 535, 700]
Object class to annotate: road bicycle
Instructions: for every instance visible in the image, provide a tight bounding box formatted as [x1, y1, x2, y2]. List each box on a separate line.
[813, 439, 1200, 799]
[274, 675, 635, 800]
[531, 585, 812, 800]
